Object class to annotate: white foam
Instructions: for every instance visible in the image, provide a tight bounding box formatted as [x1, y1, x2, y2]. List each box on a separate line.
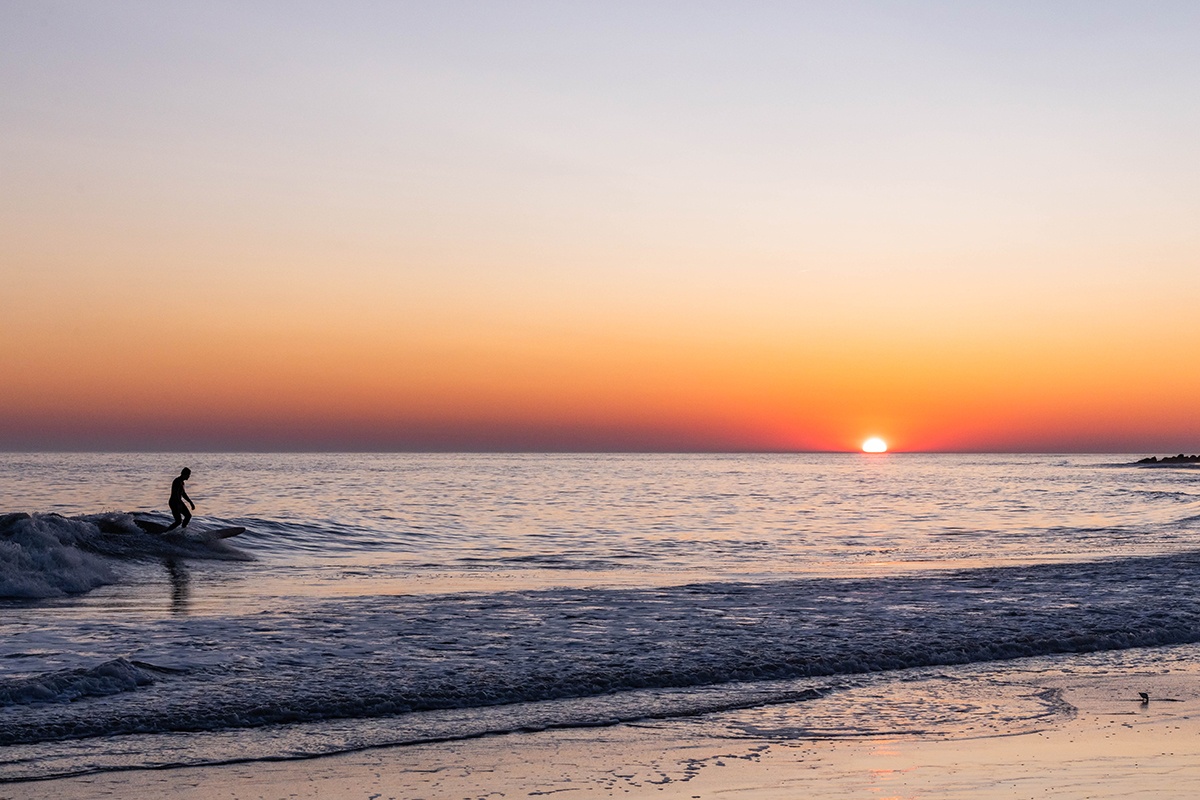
[0, 513, 116, 599]
[0, 658, 156, 707]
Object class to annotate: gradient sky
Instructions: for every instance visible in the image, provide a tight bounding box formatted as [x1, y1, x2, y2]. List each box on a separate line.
[3, 1, 1199, 451]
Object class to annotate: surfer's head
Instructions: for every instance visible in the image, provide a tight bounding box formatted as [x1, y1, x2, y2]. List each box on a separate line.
[181, 467, 191, 479]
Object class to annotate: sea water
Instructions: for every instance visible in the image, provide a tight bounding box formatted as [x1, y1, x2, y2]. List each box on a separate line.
[2, 453, 1200, 782]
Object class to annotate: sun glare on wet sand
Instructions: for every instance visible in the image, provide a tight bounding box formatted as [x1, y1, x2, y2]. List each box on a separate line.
[862, 437, 888, 453]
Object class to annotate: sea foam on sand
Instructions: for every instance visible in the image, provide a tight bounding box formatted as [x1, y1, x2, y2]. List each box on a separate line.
[19, 647, 1200, 800]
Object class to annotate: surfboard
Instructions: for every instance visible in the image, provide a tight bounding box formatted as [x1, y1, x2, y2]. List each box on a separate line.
[135, 519, 246, 540]
[135, 519, 168, 534]
[202, 527, 246, 540]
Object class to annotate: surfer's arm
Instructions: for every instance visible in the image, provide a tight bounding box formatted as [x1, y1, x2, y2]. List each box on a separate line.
[182, 489, 195, 508]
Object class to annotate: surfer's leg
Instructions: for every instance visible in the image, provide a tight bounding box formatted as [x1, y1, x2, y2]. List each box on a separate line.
[181, 505, 192, 528]
[164, 502, 185, 532]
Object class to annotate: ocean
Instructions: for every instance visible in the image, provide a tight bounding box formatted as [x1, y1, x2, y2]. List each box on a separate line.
[2, 452, 1200, 784]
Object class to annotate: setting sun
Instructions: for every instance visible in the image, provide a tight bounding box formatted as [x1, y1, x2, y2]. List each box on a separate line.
[862, 437, 888, 453]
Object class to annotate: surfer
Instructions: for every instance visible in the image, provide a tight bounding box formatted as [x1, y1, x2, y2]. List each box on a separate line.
[163, 468, 196, 532]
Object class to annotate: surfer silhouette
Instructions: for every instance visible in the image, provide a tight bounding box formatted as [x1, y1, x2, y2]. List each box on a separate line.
[163, 468, 195, 532]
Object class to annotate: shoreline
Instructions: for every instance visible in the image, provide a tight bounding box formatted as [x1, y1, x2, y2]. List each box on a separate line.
[12, 659, 1200, 800]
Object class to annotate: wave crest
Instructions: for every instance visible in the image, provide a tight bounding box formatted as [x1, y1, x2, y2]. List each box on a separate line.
[0, 658, 159, 707]
[0, 512, 250, 599]
[0, 513, 117, 598]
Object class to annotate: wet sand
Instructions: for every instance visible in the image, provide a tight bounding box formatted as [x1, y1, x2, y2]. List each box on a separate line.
[11, 669, 1200, 800]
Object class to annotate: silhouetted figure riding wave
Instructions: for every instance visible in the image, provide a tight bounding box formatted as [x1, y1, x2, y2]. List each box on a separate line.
[163, 468, 195, 532]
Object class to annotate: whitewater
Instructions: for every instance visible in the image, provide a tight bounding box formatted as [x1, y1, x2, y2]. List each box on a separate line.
[2, 452, 1200, 783]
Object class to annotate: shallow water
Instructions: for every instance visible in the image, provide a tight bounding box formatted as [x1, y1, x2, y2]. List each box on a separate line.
[2, 453, 1198, 782]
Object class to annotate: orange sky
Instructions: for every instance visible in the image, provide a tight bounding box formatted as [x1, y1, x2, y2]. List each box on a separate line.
[3, 3, 1199, 451]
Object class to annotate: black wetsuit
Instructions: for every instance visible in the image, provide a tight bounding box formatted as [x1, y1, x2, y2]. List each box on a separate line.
[165, 475, 192, 531]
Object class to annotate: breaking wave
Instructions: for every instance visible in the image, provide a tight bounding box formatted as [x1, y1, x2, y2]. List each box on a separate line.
[0, 658, 160, 707]
[0, 512, 249, 599]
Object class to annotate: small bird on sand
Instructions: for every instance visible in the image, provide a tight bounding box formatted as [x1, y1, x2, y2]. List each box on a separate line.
[1139, 692, 1150, 704]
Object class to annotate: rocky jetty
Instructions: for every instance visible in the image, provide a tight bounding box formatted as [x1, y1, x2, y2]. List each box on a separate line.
[1137, 454, 1200, 464]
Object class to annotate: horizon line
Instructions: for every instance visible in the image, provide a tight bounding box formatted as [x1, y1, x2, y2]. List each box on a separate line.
[0, 449, 1185, 456]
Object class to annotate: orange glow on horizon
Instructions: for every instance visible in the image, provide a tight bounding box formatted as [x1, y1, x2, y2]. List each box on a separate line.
[5, 304, 1200, 451]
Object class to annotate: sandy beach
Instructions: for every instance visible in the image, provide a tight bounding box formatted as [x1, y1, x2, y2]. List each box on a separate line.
[13, 658, 1199, 800]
